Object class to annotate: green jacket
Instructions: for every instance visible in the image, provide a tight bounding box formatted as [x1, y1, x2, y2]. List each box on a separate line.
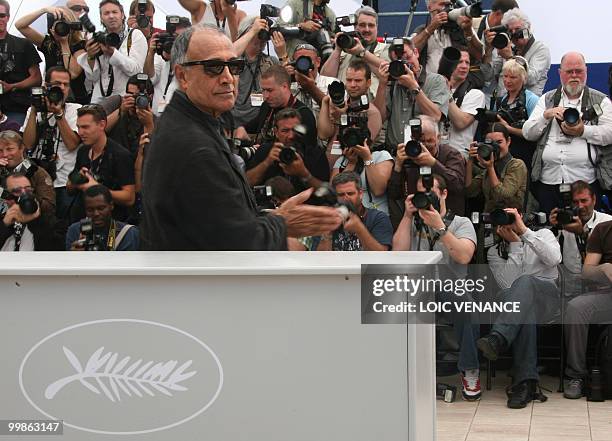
[466, 156, 527, 212]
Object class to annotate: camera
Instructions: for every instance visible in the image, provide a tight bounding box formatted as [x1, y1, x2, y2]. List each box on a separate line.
[278, 124, 307, 165]
[68, 169, 100, 186]
[0, 186, 39, 216]
[155, 16, 180, 55]
[489, 25, 510, 50]
[133, 73, 151, 109]
[557, 183, 578, 225]
[258, 4, 301, 41]
[335, 14, 356, 28]
[348, 95, 369, 113]
[389, 60, 412, 80]
[305, 183, 355, 222]
[290, 55, 314, 75]
[328, 81, 346, 108]
[79, 218, 105, 251]
[336, 31, 362, 50]
[136, 0, 150, 29]
[338, 113, 369, 149]
[476, 139, 500, 161]
[413, 166, 440, 211]
[302, 21, 334, 62]
[48, 14, 83, 37]
[402, 119, 423, 169]
[253, 185, 275, 210]
[31, 86, 64, 113]
[444, 1, 483, 22]
[232, 138, 257, 161]
[562, 107, 581, 127]
[488, 208, 515, 225]
[93, 31, 121, 49]
[389, 37, 404, 59]
[79, 13, 97, 33]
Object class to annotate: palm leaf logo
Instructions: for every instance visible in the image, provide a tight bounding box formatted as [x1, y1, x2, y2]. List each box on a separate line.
[45, 346, 197, 402]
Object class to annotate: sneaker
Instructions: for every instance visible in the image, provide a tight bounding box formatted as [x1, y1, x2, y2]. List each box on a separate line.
[461, 369, 481, 401]
[563, 378, 584, 399]
[506, 379, 547, 409]
[477, 333, 507, 361]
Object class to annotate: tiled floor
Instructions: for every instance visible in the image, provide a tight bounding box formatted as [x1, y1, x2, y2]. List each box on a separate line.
[437, 374, 612, 441]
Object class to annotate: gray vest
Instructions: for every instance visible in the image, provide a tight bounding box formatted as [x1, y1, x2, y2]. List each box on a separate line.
[531, 86, 612, 189]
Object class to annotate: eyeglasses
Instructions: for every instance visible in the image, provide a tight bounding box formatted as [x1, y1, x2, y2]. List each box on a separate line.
[562, 69, 585, 76]
[0, 13, 9, 19]
[512, 56, 528, 70]
[8, 186, 32, 195]
[69, 5, 90, 13]
[181, 58, 246, 76]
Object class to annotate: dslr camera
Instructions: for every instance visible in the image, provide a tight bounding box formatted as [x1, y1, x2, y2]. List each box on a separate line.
[31, 85, 64, 113]
[136, 0, 150, 29]
[475, 139, 500, 162]
[328, 81, 346, 108]
[155, 16, 181, 56]
[68, 169, 101, 186]
[232, 138, 257, 162]
[488, 25, 510, 50]
[253, 185, 275, 210]
[556, 183, 579, 225]
[258, 4, 301, 41]
[443, 1, 483, 24]
[79, 218, 106, 251]
[133, 73, 151, 109]
[403, 119, 423, 169]
[388, 38, 412, 80]
[290, 55, 314, 76]
[339, 114, 370, 149]
[279, 124, 307, 165]
[47, 13, 82, 37]
[306, 183, 355, 223]
[412, 167, 440, 211]
[0, 186, 39, 217]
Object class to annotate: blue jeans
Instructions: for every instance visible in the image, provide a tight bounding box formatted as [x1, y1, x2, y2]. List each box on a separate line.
[491, 275, 560, 385]
[455, 322, 480, 372]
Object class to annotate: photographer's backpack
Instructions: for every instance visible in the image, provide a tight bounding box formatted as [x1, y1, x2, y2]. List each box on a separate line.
[593, 324, 612, 400]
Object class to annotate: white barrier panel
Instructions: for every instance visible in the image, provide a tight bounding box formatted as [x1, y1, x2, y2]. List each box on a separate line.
[0, 251, 440, 441]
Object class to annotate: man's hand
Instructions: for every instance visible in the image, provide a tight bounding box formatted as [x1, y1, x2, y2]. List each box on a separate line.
[343, 146, 359, 165]
[496, 225, 521, 243]
[2, 203, 41, 226]
[497, 43, 513, 60]
[0, 80, 14, 93]
[295, 71, 317, 90]
[344, 37, 365, 56]
[376, 61, 390, 86]
[506, 207, 527, 236]
[418, 205, 445, 230]
[99, 43, 115, 57]
[275, 187, 343, 238]
[148, 32, 160, 54]
[476, 152, 495, 170]
[484, 29, 496, 47]
[138, 132, 150, 159]
[70, 236, 86, 251]
[76, 167, 100, 191]
[343, 212, 365, 235]
[413, 145, 436, 167]
[403, 194, 417, 219]
[264, 142, 282, 166]
[85, 39, 101, 59]
[121, 94, 135, 113]
[136, 106, 155, 131]
[550, 208, 584, 235]
[299, 20, 322, 33]
[429, 11, 448, 31]
[279, 152, 309, 179]
[45, 97, 64, 116]
[352, 140, 372, 162]
[397, 67, 419, 91]
[271, 31, 287, 59]
[0, 157, 8, 167]
[543, 106, 565, 121]
[561, 119, 585, 137]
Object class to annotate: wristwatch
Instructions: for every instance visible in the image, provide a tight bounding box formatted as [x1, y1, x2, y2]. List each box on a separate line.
[410, 86, 421, 97]
[433, 225, 447, 239]
[364, 159, 374, 166]
[356, 48, 366, 58]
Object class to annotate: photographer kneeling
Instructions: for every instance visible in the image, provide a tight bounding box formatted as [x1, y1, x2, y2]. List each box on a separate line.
[245, 108, 323, 192]
[0, 171, 64, 251]
[67, 184, 139, 251]
[466, 123, 527, 213]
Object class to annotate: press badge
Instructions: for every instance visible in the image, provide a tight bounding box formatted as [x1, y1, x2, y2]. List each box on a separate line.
[157, 98, 168, 113]
[250, 93, 264, 107]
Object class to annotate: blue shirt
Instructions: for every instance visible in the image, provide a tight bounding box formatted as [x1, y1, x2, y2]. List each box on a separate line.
[66, 220, 140, 251]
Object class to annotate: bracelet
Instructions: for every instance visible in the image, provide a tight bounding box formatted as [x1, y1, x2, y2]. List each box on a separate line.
[54, 112, 64, 120]
[62, 52, 70, 56]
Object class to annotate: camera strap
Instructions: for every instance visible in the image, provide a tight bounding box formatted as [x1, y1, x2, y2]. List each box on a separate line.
[240, 54, 262, 106]
[98, 29, 134, 98]
[164, 69, 174, 97]
[12, 222, 24, 252]
[422, 211, 455, 251]
[106, 219, 117, 250]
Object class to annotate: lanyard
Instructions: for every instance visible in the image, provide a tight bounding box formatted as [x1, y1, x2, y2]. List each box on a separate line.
[212, 1, 227, 31]
[240, 55, 262, 105]
[163, 70, 174, 97]
[106, 219, 117, 250]
[98, 58, 115, 98]
[13, 222, 24, 252]
[89, 147, 105, 178]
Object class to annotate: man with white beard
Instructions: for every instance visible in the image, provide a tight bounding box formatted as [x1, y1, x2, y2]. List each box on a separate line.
[523, 51, 612, 213]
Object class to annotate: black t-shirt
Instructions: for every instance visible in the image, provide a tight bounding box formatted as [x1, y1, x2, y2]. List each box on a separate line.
[70, 138, 135, 222]
[108, 112, 149, 159]
[0, 34, 42, 112]
[39, 35, 89, 105]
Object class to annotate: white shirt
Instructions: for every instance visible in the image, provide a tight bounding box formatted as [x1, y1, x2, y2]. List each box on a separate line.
[291, 73, 338, 118]
[77, 28, 148, 104]
[410, 29, 452, 76]
[338, 42, 390, 98]
[150, 54, 178, 116]
[487, 228, 562, 289]
[523, 90, 612, 185]
[447, 88, 486, 156]
[20, 103, 82, 188]
[561, 210, 612, 274]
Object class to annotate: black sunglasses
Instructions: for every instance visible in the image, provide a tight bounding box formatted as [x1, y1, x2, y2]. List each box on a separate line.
[69, 5, 90, 13]
[181, 58, 245, 76]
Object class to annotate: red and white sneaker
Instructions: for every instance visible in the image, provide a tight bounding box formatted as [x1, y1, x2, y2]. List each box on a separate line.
[461, 369, 481, 401]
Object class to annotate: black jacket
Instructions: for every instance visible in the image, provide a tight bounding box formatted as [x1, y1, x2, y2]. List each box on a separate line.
[140, 91, 287, 250]
[0, 213, 66, 251]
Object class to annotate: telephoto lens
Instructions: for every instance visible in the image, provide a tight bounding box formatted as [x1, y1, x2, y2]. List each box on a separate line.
[563, 108, 581, 126]
[293, 56, 314, 75]
[279, 146, 298, 165]
[490, 208, 515, 226]
[336, 32, 359, 50]
[328, 81, 346, 108]
[53, 20, 71, 37]
[405, 140, 422, 158]
[389, 60, 409, 79]
[17, 192, 39, 215]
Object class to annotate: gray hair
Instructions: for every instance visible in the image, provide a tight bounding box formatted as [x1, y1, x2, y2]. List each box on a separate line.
[171, 23, 230, 68]
[355, 6, 378, 23]
[501, 8, 531, 30]
[419, 115, 439, 137]
[332, 171, 362, 190]
[0, 130, 23, 146]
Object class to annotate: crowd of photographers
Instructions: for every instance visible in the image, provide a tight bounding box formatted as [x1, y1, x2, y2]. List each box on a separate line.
[0, 0, 612, 408]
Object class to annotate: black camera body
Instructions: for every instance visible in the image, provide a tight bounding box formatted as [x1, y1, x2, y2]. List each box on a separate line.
[339, 113, 369, 149]
[68, 169, 101, 186]
[253, 185, 275, 210]
[48, 14, 83, 37]
[80, 218, 106, 251]
[79, 13, 97, 33]
[328, 81, 346, 108]
[476, 139, 500, 162]
[279, 124, 307, 165]
[136, 0, 150, 29]
[413, 167, 440, 211]
[155, 32, 175, 56]
[389, 60, 412, 79]
[93, 31, 121, 49]
[291, 55, 314, 75]
[348, 95, 369, 113]
[402, 119, 423, 169]
[305, 183, 355, 223]
[336, 31, 362, 50]
[557, 183, 578, 225]
[133, 73, 151, 109]
[31, 86, 64, 113]
[258, 4, 300, 41]
[0, 187, 39, 216]
[489, 25, 510, 50]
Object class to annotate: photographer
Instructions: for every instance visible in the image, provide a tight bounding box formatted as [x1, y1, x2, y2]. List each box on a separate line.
[67, 184, 139, 251]
[245, 108, 324, 192]
[179, 0, 246, 41]
[483, 8, 550, 97]
[283, 43, 337, 118]
[466, 123, 527, 213]
[22, 67, 82, 219]
[446, 47, 486, 155]
[489, 57, 538, 174]
[0, 130, 55, 217]
[316, 171, 392, 251]
[0, 172, 64, 251]
[389, 115, 465, 226]
[127, 0, 163, 40]
[230, 16, 279, 126]
[277, 0, 336, 60]
[318, 60, 382, 144]
[144, 16, 191, 116]
[77, 0, 147, 104]
[15, 6, 89, 105]
[563, 220, 612, 399]
[478, 207, 561, 408]
[320, 6, 389, 98]
[0, 0, 42, 125]
[68, 105, 135, 224]
[523, 51, 612, 213]
[412, 0, 483, 75]
[373, 38, 449, 151]
[106, 73, 155, 157]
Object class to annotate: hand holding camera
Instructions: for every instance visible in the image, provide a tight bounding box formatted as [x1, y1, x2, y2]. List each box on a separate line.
[429, 10, 449, 31]
[270, 31, 287, 59]
[85, 39, 102, 59]
[299, 20, 322, 33]
[403, 194, 418, 219]
[264, 142, 282, 167]
[70, 167, 99, 191]
[496, 224, 521, 243]
[279, 150, 308, 178]
[549, 207, 583, 235]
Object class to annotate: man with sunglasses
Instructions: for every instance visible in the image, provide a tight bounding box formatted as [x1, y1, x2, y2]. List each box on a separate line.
[0, 171, 64, 251]
[77, 0, 147, 104]
[0, 0, 43, 126]
[483, 8, 550, 97]
[141, 24, 343, 250]
[67, 0, 90, 17]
